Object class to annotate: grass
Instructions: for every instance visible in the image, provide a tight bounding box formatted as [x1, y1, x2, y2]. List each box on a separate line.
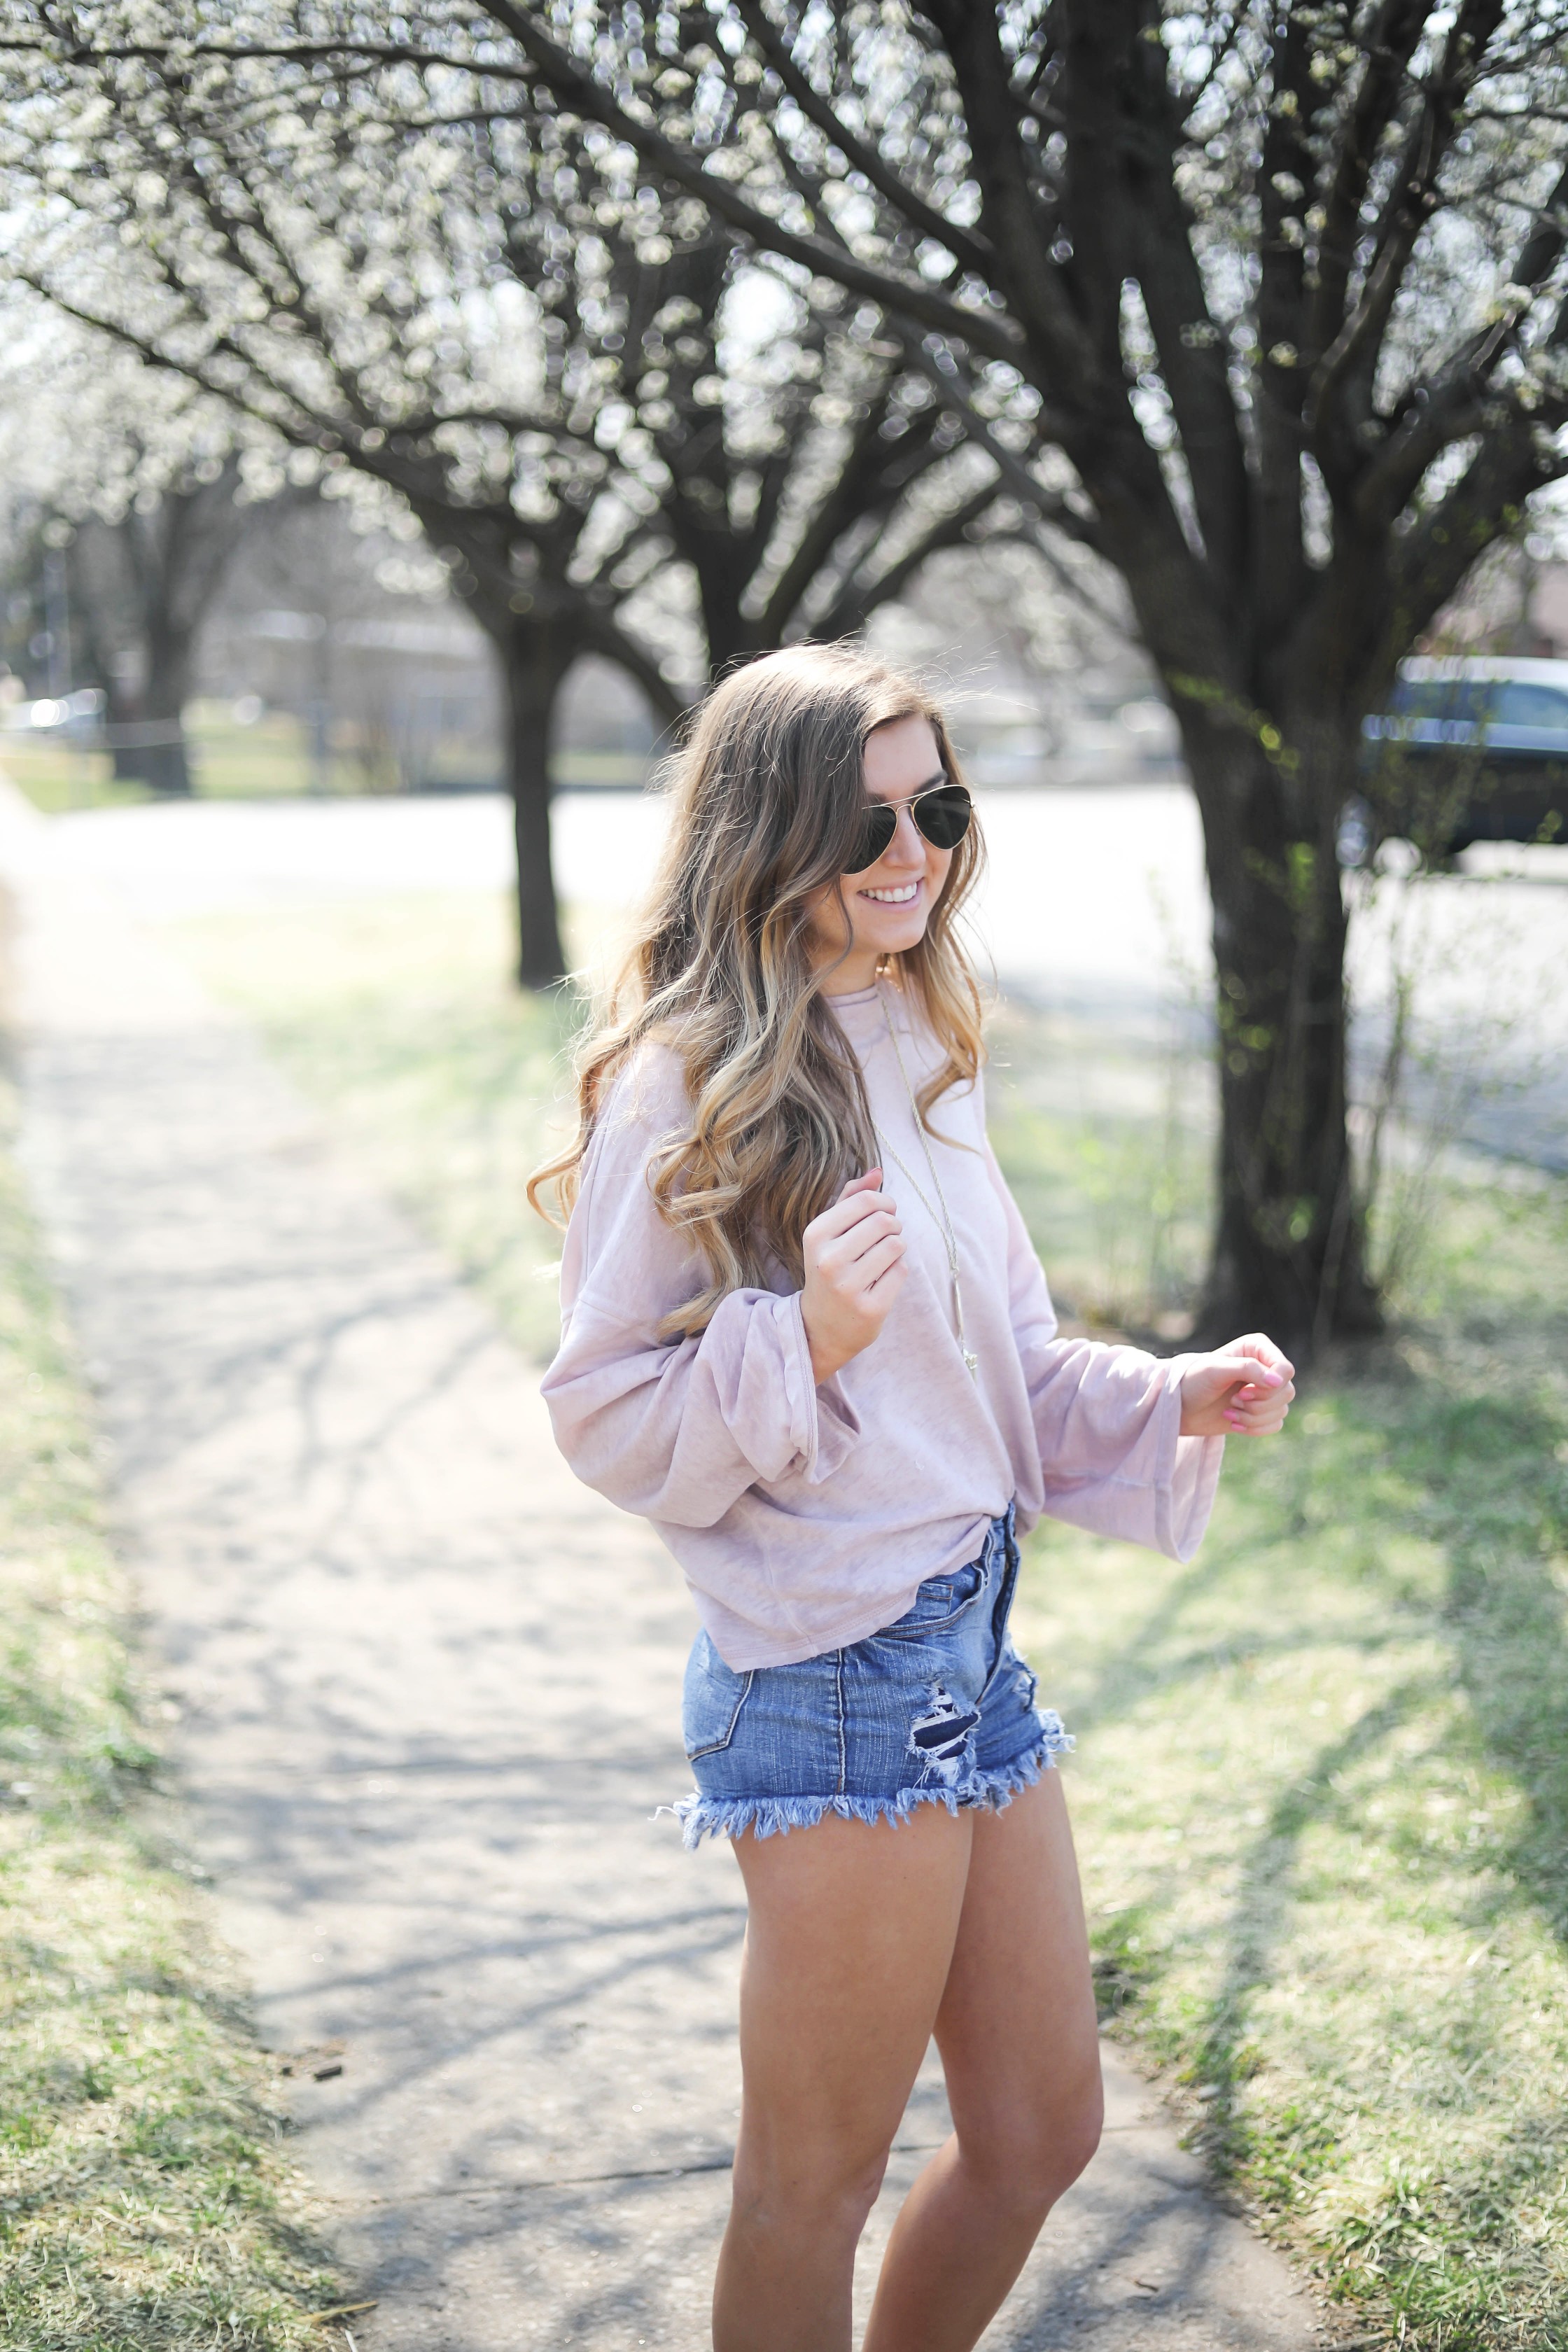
[0, 1057, 342, 2347]
[0, 706, 341, 813]
[984, 991, 1215, 1336]
[161, 889, 1568, 2351]
[1, 705, 646, 814]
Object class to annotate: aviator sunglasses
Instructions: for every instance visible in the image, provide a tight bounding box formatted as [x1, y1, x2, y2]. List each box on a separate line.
[846, 780, 973, 874]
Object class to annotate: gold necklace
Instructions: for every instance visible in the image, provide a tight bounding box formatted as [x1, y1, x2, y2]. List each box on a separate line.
[875, 988, 978, 1379]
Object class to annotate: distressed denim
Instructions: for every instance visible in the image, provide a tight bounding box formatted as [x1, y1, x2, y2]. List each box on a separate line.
[674, 1507, 1072, 1848]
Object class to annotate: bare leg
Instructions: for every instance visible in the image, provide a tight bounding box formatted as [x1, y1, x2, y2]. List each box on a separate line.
[861, 1773, 1103, 2352]
[713, 1802, 974, 2352]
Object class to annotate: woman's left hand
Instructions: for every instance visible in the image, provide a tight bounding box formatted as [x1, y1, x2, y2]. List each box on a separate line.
[1178, 1332, 1296, 1438]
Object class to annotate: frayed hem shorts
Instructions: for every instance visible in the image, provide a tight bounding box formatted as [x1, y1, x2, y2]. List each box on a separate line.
[674, 1506, 1072, 1850]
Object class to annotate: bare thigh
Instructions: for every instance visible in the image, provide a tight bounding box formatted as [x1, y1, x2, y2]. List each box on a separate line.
[858, 1774, 1105, 2352]
[729, 1800, 976, 2199]
[935, 1770, 1103, 2180]
[710, 1804, 977, 2351]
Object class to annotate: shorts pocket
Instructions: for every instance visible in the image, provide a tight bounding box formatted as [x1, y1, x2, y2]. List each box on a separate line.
[886, 1554, 987, 1637]
[682, 1637, 756, 1761]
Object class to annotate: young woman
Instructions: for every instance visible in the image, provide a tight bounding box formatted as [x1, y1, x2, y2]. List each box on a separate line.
[533, 645, 1294, 2352]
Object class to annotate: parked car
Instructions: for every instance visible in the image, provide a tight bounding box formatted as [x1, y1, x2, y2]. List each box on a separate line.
[1359, 656, 1568, 852]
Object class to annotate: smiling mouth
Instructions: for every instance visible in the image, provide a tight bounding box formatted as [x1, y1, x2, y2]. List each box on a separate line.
[859, 881, 920, 904]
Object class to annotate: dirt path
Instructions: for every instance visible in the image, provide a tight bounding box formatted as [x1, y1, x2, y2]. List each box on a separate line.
[1, 779, 1321, 2351]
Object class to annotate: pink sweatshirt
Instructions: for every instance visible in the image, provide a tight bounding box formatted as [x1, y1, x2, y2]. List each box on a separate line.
[541, 983, 1223, 1671]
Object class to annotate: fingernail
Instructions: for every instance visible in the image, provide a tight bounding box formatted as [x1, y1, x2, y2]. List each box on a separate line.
[1264, 1371, 1284, 1387]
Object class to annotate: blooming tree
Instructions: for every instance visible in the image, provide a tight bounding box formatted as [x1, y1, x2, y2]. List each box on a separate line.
[0, 7, 1010, 981]
[0, 323, 267, 790]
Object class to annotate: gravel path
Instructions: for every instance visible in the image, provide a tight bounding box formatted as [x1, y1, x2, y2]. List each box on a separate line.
[1, 778, 1320, 2350]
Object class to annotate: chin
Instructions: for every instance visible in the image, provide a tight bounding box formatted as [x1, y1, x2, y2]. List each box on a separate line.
[864, 916, 931, 955]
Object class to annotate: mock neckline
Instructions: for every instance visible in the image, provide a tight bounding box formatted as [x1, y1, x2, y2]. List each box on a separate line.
[821, 979, 905, 1051]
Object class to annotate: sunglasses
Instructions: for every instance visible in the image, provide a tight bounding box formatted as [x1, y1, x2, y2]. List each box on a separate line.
[846, 781, 973, 874]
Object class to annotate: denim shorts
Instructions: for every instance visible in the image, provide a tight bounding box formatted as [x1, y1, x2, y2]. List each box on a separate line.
[674, 1506, 1072, 1849]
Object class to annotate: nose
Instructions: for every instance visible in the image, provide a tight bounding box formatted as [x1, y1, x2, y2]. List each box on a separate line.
[886, 806, 925, 866]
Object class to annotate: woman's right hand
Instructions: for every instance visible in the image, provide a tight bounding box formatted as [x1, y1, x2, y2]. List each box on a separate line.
[800, 1169, 906, 1383]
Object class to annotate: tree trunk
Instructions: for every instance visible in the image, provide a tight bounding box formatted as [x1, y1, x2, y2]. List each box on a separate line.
[501, 617, 573, 988]
[1186, 722, 1382, 1354]
[137, 619, 193, 794]
[110, 722, 146, 787]
[62, 528, 151, 783]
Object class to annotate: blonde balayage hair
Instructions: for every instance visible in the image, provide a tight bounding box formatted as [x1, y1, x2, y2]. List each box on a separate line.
[529, 643, 986, 1336]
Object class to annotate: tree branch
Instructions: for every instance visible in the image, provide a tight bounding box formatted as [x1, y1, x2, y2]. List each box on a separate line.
[729, 0, 996, 284]
[576, 613, 689, 726]
[1381, 418, 1560, 673]
[474, 0, 1024, 366]
[895, 330, 1106, 557]
[760, 383, 906, 632]
[0, 32, 533, 78]
[1122, 27, 1250, 587]
[1351, 160, 1568, 528]
[921, 0, 1100, 394]
[1309, 0, 1508, 468]
[812, 480, 1000, 638]
[1249, 7, 1320, 636]
[1308, 0, 1438, 365]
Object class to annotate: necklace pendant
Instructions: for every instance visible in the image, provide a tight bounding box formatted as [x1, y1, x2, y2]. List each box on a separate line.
[963, 1349, 979, 1380]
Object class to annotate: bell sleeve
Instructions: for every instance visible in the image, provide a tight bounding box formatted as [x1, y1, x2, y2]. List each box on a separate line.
[540, 1048, 862, 1527]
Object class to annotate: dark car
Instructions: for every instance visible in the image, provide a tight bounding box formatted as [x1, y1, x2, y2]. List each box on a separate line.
[1359, 657, 1568, 852]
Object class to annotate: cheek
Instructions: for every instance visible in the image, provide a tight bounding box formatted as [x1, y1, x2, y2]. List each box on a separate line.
[805, 880, 849, 941]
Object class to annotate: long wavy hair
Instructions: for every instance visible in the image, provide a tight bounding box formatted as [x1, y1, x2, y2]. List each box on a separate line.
[528, 643, 986, 1337]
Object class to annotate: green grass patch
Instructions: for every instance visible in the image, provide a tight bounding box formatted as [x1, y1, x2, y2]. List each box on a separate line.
[0, 1064, 342, 2346]
[164, 888, 1568, 2352]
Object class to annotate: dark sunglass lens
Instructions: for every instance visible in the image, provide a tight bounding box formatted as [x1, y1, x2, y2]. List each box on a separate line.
[847, 804, 898, 872]
[913, 785, 972, 850]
